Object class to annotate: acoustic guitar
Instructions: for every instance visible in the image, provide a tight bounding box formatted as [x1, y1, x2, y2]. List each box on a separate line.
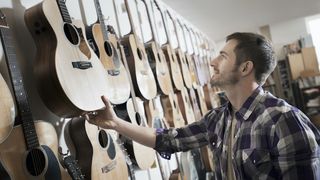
[176, 87, 195, 125]
[188, 28, 207, 86]
[152, 0, 184, 91]
[160, 93, 185, 128]
[0, 12, 70, 180]
[114, 0, 157, 100]
[86, 0, 131, 105]
[65, 116, 129, 180]
[24, 0, 109, 117]
[139, 0, 173, 96]
[167, 14, 193, 89]
[113, 22, 156, 170]
[0, 71, 14, 143]
[181, 23, 200, 89]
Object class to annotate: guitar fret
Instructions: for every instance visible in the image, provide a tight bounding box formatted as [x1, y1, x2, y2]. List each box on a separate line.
[57, 0, 72, 23]
[0, 26, 39, 150]
[93, 0, 109, 41]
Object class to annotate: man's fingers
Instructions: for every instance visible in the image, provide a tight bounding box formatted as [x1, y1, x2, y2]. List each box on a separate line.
[101, 95, 112, 109]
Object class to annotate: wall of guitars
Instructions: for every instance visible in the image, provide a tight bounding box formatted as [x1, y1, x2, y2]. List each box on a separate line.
[0, 0, 222, 179]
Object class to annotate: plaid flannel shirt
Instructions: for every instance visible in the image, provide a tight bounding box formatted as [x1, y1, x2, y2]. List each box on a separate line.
[154, 86, 320, 179]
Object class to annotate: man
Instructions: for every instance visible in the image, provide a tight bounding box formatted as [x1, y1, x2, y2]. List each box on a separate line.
[87, 32, 320, 179]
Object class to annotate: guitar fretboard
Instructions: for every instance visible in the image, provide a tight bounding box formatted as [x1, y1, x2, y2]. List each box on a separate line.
[0, 26, 39, 149]
[57, 0, 72, 23]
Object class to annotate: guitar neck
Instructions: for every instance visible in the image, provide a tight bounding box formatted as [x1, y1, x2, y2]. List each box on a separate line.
[93, 0, 109, 41]
[153, 0, 172, 46]
[56, 0, 72, 23]
[124, 0, 142, 43]
[0, 25, 39, 149]
[139, 0, 157, 43]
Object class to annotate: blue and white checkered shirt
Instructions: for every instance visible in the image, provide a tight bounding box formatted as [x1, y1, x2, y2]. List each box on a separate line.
[154, 86, 320, 179]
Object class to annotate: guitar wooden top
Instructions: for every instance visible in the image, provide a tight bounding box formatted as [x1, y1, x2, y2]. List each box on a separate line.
[0, 74, 15, 143]
[25, 0, 110, 117]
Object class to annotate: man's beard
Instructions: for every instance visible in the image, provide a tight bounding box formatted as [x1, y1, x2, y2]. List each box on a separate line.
[210, 67, 240, 88]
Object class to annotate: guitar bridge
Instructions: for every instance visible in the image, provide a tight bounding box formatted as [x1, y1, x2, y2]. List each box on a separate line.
[101, 160, 117, 173]
[72, 61, 92, 70]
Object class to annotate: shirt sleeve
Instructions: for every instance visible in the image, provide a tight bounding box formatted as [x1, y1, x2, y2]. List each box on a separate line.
[273, 109, 320, 179]
[154, 116, 210, 160]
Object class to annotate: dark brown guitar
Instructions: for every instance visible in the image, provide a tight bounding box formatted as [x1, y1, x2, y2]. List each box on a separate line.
[86, 0, 131, 105]
[0, 11, 70, 180]
[25, 0, 109, 117]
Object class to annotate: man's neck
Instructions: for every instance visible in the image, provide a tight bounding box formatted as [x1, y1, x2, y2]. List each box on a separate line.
[224, 81, 259, 111]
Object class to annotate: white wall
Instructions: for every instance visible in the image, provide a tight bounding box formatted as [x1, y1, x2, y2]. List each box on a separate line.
[269, 17, 309, 60]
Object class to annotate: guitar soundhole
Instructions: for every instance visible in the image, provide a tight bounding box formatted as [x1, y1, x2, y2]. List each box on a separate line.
[104, 41, 113, 57]
[98, 130, 116, 160]
[157, 53, 162, 63]
[137, 48, 143, 60]
[26, 148, 46, 176]
[63, 23, 79, 45]
[98, 130, 109, 148]
[135, 112, 142, 126]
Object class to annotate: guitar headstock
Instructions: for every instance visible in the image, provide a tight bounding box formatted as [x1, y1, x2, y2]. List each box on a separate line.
[0, 10, 8, 27]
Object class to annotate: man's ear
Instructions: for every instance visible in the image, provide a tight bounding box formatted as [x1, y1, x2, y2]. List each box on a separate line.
[241, 61, 253, 75]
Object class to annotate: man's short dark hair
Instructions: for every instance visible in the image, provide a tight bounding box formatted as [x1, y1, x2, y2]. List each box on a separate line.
[226, 32, 276, 84]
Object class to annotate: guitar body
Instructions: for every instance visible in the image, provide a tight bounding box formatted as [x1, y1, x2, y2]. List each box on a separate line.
[185, 54, 199, 89]
[160, 93, 185, 128]
[126, 98, 156, 169]
[193, 55, 206, 86]
[176, 50, 192, 89]
[121, 35, 157, 100]
[25, 0, 109, 117]
[162, 44, 184, 91]
[176, 87, 195, 125]
[0, 121, 70, 180]
[189, 88, 202, 122]
[145, 41, 172, 95]
[87, 23, 131, 105]
[0, 74, 15, 143]
[66, 117, 128, 180]
[203, 84, 220, 110]
[196, 87, 208, 115]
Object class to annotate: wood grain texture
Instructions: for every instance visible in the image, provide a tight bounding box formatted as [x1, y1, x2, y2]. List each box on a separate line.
[0, 75, 14, 143]
[67, 117, 128, 180]
[90, 24, 131, 104]
[121, 35, 157, 100]
[24, 0, 109, 117]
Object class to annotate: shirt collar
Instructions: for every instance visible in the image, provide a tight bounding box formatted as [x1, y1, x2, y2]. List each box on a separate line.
[229, 86, 265, 121]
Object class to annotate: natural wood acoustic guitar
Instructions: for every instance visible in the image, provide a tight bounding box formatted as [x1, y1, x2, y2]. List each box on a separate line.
[0, 12, 70, 179]
[152, 0, 184, 91]
[139, 0, 173, 95]
[114, 0, 157, 100]
[24, 0, 109, 117]
[86, 0, 131, 105]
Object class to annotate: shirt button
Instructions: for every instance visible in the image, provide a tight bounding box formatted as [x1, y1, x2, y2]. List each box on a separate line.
[253, 160, 256, 164]
[212, 142, 215, 146]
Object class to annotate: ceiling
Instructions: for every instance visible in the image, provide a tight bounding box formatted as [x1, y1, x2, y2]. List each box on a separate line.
[162, 0, 320, 42]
